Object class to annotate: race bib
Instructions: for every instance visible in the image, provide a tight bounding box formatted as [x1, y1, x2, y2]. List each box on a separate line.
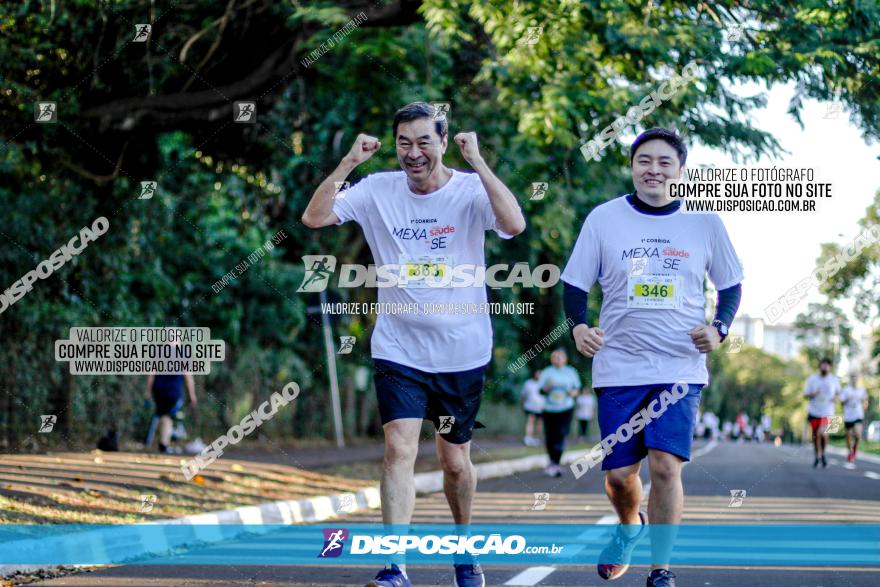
[549, 390, 566, 404]
[398, 254, 453, 288]
[627, 275, 682, 309]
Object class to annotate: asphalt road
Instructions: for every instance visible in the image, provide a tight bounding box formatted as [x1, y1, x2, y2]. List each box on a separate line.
[29, 441, 880, 586]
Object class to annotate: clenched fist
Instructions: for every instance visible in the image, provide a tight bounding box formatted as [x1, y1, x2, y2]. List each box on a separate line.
[573, 324, 604, 357]
[345, 134, 381, 166]
[688, 324, 721, 353]
[454, 132, 483, 166]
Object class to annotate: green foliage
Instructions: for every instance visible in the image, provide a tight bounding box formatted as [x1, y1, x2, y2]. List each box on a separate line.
[2, 0, 879, 447]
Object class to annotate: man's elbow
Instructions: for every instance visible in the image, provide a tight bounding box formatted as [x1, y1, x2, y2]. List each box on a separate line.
[301, 212, 320, 229]
[505, 217, 526, 236]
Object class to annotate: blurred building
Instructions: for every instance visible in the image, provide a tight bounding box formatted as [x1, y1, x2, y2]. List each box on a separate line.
[728, 315, 820, 361]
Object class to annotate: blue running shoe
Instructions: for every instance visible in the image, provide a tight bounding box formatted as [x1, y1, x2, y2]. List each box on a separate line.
[365, 564, 411, 587]
[453, 563, 485, 587]
[597, 511, 648, 580]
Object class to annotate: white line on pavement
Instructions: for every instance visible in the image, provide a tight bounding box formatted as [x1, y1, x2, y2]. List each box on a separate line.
[865, 471, 880, 480]
[508, 440, 719, 585]
[504, 566, 557, 586]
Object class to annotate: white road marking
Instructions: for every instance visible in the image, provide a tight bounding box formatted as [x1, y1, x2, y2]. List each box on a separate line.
[864, 471, 880, 480]
[504, 566, 557, 586]
[510, 439, 719, 585]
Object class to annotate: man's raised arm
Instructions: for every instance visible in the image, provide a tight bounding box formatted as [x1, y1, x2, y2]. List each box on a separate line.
[301, 134, 380, 229]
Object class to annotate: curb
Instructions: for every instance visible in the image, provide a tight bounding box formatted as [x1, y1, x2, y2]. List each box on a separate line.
[1, 447, 571, 580]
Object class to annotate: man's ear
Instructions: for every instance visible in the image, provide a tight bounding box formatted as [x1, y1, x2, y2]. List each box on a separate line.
[441, 134, 448, 154]
[676, 164, 686, 179]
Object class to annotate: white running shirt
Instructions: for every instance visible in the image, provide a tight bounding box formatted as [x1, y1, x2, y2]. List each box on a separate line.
[561, 196, 744, 387]
[840, 385, 867, 422]
[521, 379, 545, 413]
[333, 170, 513, 372]
[803, 373, 840, 418]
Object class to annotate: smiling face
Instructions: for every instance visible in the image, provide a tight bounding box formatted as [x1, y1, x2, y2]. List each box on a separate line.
[395, 117, 447, 185]
[631, 139, 683, 202]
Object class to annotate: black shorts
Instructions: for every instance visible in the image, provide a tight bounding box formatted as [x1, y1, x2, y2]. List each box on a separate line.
[153, 392, 184, 417]
[373, 359, 487, 444]
[845, 419, 863, 429]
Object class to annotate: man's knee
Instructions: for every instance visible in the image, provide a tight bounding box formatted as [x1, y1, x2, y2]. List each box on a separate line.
[383, 422, 420, 466]
[437, 441, 472, 477]
[605, 466, 639, 492]
[648, 452, 682, 485]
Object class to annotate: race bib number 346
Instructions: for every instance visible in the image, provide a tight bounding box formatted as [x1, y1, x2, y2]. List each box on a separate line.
[627, 275, 682, 309]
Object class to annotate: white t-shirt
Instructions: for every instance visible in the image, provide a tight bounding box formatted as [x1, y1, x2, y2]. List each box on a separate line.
[575, 393, 595, 420]
[333, 170, 513, 372]
[803, 373, 840, 418]
[561, 196, 744, 387]
[521, 379, 545, 413]
[840, 386, 867, 422]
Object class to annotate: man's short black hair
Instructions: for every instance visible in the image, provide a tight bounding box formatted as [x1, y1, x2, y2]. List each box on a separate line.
[392, 102, 448, 140]
[630, 127, 687, 166]
[820, 357, 833, 366]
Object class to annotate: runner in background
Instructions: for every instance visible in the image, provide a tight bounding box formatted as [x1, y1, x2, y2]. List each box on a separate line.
[840, 374, 868, 464]
[521, 370, 544, 447]
[538, 349, 581, 477]
[803, 358, 840, 468]
[144, 371, 196, 454]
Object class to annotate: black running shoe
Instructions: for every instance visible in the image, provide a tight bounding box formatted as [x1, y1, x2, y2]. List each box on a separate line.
[821, 455, 827, 468]
[597, 511, 648, 580]
[647, 568, 676, 586]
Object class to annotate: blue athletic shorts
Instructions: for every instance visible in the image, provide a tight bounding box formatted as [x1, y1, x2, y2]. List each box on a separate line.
[595, 382, 703, 471]
[373, 359, 487, 444]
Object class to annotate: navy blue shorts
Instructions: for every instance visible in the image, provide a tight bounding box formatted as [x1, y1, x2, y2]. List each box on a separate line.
[373, 359, 487, 444]
[595, 382, 703, 471]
